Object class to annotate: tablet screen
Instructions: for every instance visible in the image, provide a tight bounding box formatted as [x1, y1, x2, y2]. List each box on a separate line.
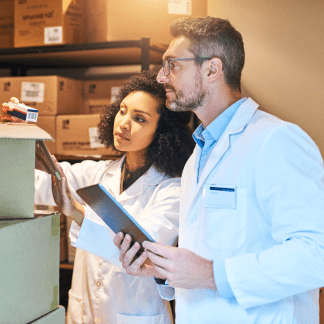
[76, 183, 156, 253]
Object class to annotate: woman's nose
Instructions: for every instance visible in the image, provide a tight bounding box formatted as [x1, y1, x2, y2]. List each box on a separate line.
[119, 117, 130, 130]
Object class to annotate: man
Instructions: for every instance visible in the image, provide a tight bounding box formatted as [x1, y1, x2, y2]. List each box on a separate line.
[114, 17, 324, 323]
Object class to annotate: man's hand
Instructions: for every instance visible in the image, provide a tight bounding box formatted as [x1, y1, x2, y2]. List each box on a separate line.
[113, 232, 163, 278]
[143, 241, 217, 290]
[113, 234, 217, 290]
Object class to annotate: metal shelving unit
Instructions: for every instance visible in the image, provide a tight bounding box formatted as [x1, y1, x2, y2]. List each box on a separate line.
[0, 37, 166, 75]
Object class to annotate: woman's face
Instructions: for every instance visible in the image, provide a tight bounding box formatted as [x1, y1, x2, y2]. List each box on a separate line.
[113, 91, 161, 154]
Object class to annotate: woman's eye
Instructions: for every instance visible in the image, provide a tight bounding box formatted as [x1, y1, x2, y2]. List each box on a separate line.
[135, 116, 145, 122]
[119, 108, 126, 115]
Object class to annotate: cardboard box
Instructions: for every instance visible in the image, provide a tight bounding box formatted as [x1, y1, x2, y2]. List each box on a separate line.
[0, 0, 14, 48]
[37, 115, 56, 154]
[29, 306, 65, 324]
[83, 79, 127, 114]
[85, 0, 207, 45]
[0, 75, 83, 116]
[83, 98, 111, 114]
[0, 213, 60, 324]
[84, 79, 127, 99]
[56, 114, 122, 157]
[34, 205, 67, 262]
[0, 124, 53, 218]
[14, 0, 85, 48]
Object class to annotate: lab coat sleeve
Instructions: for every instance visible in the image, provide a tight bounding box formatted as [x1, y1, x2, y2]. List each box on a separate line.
[34, 160, 113, 205]
[214, 260, 236, 300]
[225, 123, 324, 309]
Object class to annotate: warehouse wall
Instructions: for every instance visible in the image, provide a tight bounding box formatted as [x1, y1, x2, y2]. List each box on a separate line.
[208, 0, 324, 155]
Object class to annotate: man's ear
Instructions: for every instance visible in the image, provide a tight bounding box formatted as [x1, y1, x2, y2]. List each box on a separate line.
[207, 58, 223, 81]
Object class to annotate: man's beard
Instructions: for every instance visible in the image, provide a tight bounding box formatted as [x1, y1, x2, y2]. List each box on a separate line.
[165, 79, 205, 112]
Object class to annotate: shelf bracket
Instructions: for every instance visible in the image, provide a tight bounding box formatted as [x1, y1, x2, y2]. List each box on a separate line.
[140, 37, 150, 71]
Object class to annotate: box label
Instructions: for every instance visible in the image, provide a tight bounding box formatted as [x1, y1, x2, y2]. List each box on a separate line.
[21, 82, 45, 103]
[44, 26, 63, 44]
[89, 127, 105, 148]
[168, 0, 192, 15]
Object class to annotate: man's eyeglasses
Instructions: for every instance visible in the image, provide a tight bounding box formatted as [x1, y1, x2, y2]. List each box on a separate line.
[162, 57, 212, 76]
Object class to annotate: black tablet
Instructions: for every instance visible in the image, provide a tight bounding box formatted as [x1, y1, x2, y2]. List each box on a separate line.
[76, 183, 156, 253]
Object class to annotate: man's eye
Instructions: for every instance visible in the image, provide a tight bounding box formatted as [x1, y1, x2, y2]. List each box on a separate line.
[170, 62, 177, 69]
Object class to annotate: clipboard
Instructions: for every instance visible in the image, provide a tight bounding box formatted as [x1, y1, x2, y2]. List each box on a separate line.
[76, 183, 156, 254]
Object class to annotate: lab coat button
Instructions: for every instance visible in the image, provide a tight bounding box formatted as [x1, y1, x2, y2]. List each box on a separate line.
[96, 281, 101, 287]
[94, 317, 101, 323]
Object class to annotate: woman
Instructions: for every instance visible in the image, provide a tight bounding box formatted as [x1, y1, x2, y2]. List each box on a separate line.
[33, 71, 194, 324]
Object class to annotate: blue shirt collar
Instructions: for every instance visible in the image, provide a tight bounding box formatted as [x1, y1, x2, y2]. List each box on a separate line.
[193, 98, 247, 148]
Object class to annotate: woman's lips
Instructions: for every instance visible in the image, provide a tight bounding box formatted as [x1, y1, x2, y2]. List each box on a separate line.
[116, 132, 129, 140]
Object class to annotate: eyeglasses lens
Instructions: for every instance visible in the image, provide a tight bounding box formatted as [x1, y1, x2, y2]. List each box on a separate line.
[163, 60, 169, 76]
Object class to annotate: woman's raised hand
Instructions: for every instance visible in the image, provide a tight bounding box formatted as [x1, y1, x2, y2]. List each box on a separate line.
[51, 155, 85, 226]
[1, 97, 27, 123]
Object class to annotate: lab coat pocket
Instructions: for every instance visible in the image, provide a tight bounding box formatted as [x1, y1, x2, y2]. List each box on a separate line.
[117, 313, 164, 324]
[66, 290, 84, 324]
[204, 188, 246, 250]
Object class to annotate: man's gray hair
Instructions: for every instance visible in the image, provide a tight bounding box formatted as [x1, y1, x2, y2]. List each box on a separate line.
[170, 17, 245, 92]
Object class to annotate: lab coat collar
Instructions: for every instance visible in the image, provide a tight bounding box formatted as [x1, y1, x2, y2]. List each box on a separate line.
[195, 98, 259, 195]
[120, 165, 165, 202]
[104, 155, 125, 198]
[105, 155, 166, 202]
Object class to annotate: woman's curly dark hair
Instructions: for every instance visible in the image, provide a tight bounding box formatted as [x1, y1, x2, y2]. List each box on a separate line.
[98, 71, 195, 177]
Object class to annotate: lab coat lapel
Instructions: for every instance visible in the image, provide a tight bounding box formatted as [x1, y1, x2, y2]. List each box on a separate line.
[180, 145, 201, 231]
[106, 156, 125, 198]
[196, 98, 259, 195]
[185, 145, 200, 199]
[118, 165, 164, 203]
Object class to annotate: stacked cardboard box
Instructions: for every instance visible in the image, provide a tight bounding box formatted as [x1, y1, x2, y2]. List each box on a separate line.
[14, 0, 86, 48]
[29, 306, 65, 324]
[0, 124, 53, 218]
[83, 79, 127, 114]
[0, 0, 86, 49]
[0, 75, 83, 115]
[34, 205, 68, 263]
[0, 124, 64, 323]
[85, 0, 207, 45]
[0, 0, 14, 48]
[2, 0, 207, 49]
[0, 75, 83, 154]
[56, 113, 121, 157]
[0, 76, 126, 158]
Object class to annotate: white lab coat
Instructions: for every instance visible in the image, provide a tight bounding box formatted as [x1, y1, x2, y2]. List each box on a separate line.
[159, 98, 324, 324]
[34, 156, 180, 324]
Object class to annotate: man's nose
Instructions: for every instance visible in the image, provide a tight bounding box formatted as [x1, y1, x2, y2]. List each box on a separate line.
[156, 67, 168, 84]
